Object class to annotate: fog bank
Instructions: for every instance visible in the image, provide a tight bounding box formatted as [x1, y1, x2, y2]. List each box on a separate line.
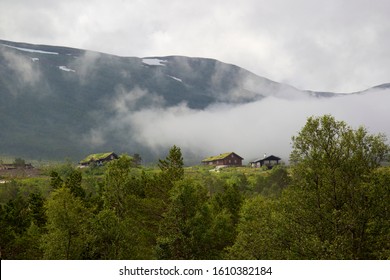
[127, 88, 390, 164]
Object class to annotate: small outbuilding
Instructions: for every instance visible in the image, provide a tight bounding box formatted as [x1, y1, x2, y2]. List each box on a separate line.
[201, 152, 243, 166]
[79, 152, 119, 166]
[251, 155, 281, 169]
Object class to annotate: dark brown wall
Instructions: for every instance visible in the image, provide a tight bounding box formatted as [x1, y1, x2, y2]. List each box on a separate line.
[205, 154, 242, 166]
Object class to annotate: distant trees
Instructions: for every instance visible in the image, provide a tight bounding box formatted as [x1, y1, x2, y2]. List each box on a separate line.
[0, 191, 47, 259]
[13, 158, 26, 168]
[133, 153, 142, 166]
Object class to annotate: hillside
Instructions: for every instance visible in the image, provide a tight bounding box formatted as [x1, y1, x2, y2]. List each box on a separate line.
[0, 39, 388, 163]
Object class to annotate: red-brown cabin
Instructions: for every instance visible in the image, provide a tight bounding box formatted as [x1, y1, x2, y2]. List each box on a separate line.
[201, 152, 243, 166]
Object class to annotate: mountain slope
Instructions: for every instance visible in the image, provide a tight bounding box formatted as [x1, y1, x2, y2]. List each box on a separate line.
[0, 39, 386, 162]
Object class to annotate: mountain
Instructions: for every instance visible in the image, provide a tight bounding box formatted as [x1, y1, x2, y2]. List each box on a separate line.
[0, 39, 387, 163]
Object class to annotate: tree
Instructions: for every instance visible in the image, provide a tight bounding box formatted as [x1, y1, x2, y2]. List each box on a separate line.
[285, 114, 390, 259]
[145, 145, 185, 205]
[13, 158, 26, 168]
[42, 187, 91, 259]
[102, 154, 143, 217]
[252, 165, 290, 197]
[50, 171, 63, 189]
[156, 179, 212, 259]
[208, 184, 243, 257]
[0, 191, 47, 259]
[228, 196, 286, 259]
[64, 169, 85, 199]
[211, 184, 243, 225]
[158, 145, 184, 181]
[27, 192, 46, 228]
[100, 156, 158, 259]
[0, 194, 31, 259]
[364, 168, 390, 259]
[133, 153, 142, 166]
[89, 209, 153, 259]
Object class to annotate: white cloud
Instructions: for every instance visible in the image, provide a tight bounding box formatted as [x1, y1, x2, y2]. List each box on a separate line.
[111, 86, 165, 113]
[126, 88, 390, 163]
[2, 49, 42, 89]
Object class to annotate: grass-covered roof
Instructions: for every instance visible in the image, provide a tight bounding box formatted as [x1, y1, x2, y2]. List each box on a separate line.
[80, 152, 115, 164]
[202, 152, 236, 162]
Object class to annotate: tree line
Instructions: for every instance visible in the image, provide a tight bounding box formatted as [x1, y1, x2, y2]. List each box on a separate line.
[0, 115, 389, 259]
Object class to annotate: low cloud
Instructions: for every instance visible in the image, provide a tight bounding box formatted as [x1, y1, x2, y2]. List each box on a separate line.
[81, 86, 166, 150]
[126, 88, 390, 164]
[69, 51, 102, 85]
[112, 86, 165, 113]
[3, 49, 42, 88]
[81, 128, 106, 148]
[0, 47, 53, 98]
[78, 60, 390, 164]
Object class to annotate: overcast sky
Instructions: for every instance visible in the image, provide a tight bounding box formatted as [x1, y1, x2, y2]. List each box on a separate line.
[1, 0, 389, 93]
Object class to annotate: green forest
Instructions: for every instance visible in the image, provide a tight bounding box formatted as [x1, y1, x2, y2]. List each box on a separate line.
[1, 115, 389, 260]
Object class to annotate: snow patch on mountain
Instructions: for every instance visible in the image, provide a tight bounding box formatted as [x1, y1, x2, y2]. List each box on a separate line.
[1, 44, 59, 55]
[59, 66, 76, 72]
[142, 58, 167, 66]
[167, 75, 183, 83]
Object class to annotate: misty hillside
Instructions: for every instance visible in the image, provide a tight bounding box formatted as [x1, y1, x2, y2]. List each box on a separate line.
[0, 39, 389, 163]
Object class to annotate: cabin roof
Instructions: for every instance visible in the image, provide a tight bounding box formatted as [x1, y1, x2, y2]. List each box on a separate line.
[252, 155, 281, 163]
[202, 152, 243, 162]
[80, 152, 116, 164]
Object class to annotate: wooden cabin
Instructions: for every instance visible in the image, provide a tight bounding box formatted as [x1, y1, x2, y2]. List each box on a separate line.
[79, 152, 119, 166]
[0, 163, 33, 170]
[201, 152, 243, 166]
[251, 155, 281, 169]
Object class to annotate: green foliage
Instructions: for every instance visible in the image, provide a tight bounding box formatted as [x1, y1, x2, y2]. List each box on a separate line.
[49, 166, 86, 199]
[50, 171, 63, 189]
[103, 154, 143, 216]
[290, 114, 389, 173]
[1, 133, 389, 260]
[158, 145, 184, 181]
[211, 184, 243, 225]
[133, 153, 142, 166]
[42, 187, 91, 259]
[27, 192, 47, 228]
[0, 190, 47, 259]
[227, 196, 286, 259]
[285, 115, 390, 259]
[13, 157, 26, 167]
[156, 179, 212, 259]
[41, 160, 77, 178]
[361, 168, 390, 259]
[252, 165, 290, 197]
[88, 208, 154, 259]
[64, 169, 85, 199]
